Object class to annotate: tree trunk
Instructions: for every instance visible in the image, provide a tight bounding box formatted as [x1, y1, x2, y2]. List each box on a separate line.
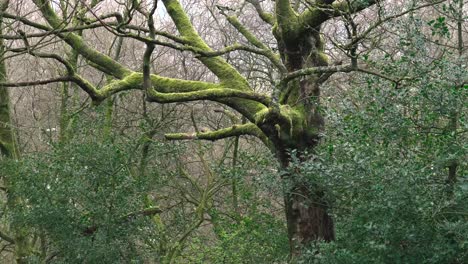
[273, 20, 335, 255]
[279, 153, 335, 257]
[285, 183, 334, 255]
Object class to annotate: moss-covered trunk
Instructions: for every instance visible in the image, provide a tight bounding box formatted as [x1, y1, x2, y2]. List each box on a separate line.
[274, 20, 335, 255]
[1, 2, 35, 262]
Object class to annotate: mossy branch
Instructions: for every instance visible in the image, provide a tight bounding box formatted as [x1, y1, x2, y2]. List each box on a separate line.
[246, 0, 275, 25]
[17, 0, 268, 123]
[274, 0, 303, 42]
[162, 0, 249, 88]
[147, 88, 271, 106]
[165, 123, 270, 146]
[33, 0, 132, 79]
[300, 0, 378, 28]
[276, 0, 297, 25]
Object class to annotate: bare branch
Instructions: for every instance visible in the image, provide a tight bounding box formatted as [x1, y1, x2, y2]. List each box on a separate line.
[0, 77, 74, 87]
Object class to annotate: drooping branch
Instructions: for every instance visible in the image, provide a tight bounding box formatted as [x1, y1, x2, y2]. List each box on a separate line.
[17, 31, 74, 74]
[10, 35, 109, 103]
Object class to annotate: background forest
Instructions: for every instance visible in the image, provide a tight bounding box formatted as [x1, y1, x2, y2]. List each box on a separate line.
[0, 0, 466, 263]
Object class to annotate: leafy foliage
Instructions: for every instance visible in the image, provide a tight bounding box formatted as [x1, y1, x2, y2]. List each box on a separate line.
[294, 25, 467, 262]
[2, 138, 164, 263]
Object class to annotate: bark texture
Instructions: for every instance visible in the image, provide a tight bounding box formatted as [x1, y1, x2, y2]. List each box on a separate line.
[273, 4, 334, 253]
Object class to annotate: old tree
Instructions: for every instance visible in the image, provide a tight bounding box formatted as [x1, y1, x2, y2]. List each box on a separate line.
[0, 0, 465, 259]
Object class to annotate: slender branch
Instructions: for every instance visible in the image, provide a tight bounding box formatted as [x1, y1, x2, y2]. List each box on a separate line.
[281, 63, 400, 85]
[1, 11, 185, 45]
[343, 0, 447, 50]
[221, 13, 286, 73]
[282, 64, 354, 84]
[17, 31, 75, 75]
[0, 77, 74, 87]
[143, 0, 157, 93]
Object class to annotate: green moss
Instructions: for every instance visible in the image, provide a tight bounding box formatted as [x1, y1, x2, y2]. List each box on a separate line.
[317, 51, 329, 65]
[254, 108, 270, 124]
[260, 12, 275, 25]
[0, 16, 19, 159]
[99, 72, 268, 121]
[281, 105, 304, 137]
[274, 0, 303, 41]
[163, 0, 250, 88]
[253, 104, 307, 144]
[227, 16, 265, 49]
[100, 72, 223, 98]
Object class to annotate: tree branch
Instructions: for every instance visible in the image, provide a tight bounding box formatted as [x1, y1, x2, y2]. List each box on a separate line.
[165, 123, 270, 146]
[300, 0, 378, 28]
[221, 13, 286, 73]
[147, 87, 272, 106]
[281, 63, 400, 84]
[0, 77, 74, 87]
[246, 0, 275, 25]
[275, 0, 300, 39]
[161, 0, 250, 88]
[33, 0, 132, 79]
